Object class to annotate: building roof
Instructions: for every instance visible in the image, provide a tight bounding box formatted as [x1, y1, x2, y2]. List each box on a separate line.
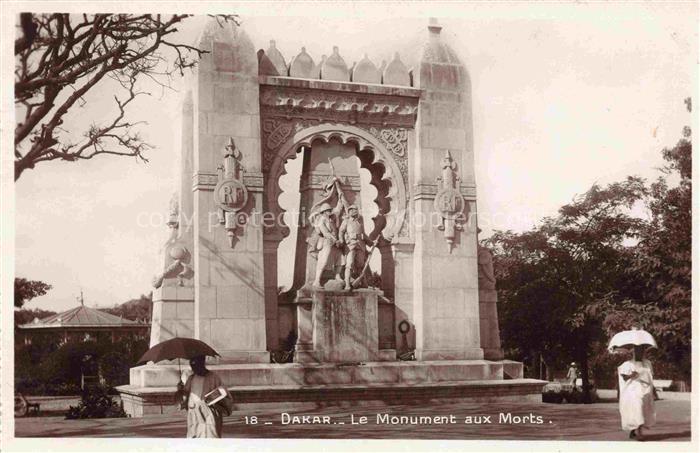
[19, 304, 146, 330]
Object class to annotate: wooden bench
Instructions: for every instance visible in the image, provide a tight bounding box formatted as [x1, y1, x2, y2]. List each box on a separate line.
[14, 393, 40, 417]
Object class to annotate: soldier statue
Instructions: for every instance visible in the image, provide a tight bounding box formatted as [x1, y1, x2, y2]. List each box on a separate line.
[308, 177, 348, 288]
[307, 170, 377, 290]
[338, 204, 368, 290]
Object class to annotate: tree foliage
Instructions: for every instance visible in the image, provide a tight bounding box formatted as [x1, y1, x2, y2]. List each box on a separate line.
[590, 124, 692, 379]
[14, 277, 52, 308]
[16, 336, 150, 395]
[102, 293, 152, 322]
[14, 307, 57, 326]
[487, 99, 692, 390]
[14, 13, 238, 180]
[487, 177, 648, 400]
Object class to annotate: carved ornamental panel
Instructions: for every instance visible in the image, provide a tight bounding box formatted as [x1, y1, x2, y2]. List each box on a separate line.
[259, 82, 417, 241]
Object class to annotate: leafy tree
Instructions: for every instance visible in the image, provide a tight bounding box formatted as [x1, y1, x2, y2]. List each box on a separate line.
[588, 99, 692, 381]
[103, 292, 152, 322]
[18, 336, 150, 395]
[487, 177, 648, 402]
[489, 99, 693, 394]
[15, 13, 238, 180]
[14, 277, 52, 308]
[14, 307, 57, 326]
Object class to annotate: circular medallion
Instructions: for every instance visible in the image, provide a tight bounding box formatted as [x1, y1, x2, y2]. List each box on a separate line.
[434, 187, 464, 220]
[214, 179, 248, 212]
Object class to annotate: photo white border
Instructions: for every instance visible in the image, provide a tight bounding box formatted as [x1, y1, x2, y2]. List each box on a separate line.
[1, 1, 698, 452]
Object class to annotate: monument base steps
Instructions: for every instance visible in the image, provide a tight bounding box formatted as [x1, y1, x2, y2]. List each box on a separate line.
[117, 360, 545, 417]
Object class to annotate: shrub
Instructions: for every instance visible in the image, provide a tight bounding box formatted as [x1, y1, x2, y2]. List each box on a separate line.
[65, 386, 127, 419]
[15, 336, 149, 395]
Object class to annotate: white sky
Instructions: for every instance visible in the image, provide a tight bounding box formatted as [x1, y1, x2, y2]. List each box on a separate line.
[12, 2, 697, 312]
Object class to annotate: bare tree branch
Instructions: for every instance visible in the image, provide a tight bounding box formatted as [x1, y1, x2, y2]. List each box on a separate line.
[15, 13, 239, 180]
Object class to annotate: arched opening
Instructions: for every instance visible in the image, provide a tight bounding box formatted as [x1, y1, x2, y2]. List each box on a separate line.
[276, 138, 385, 293]
[264, 124, 407, 353]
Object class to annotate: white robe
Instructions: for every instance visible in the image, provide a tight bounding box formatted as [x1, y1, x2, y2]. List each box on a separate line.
[618, 359, 656, 431]
[184, 372, 225, 438]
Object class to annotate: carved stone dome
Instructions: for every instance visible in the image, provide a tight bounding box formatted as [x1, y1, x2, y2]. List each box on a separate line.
[266, 40, 288, 76]
[383, 52, 410, 87]
[352, 54, 381, 84]
[321, 46, 350, 81]
[289, 47, 315, 78]
[421, 19, 462, 65]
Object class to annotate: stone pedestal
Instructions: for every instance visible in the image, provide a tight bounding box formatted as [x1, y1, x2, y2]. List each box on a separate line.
[117, 360, 543, 417]
[295, 288, 395, 363]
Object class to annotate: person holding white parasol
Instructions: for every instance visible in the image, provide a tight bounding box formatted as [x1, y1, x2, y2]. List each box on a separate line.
[608, 327, 657, 440]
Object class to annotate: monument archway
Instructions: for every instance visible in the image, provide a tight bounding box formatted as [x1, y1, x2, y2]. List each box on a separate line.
[263, 124, 410, 351]
[118, 19, 544, 418]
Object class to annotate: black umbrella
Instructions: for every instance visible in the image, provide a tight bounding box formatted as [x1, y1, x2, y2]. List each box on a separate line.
[137, 337, 220, 376]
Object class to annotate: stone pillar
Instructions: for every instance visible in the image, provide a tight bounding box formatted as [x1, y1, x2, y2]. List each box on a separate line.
[377, 239, 396, 351]
[191, 20, 268, 363]
[478, 245, 504, 360]
[149, 90, 195, 347]
[392, 241, 415, 352]
[412, 20, 483, 361]
[263, 234, 283, 350]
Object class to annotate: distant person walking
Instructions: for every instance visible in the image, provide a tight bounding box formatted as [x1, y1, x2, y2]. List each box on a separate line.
[176, 355, 232, 438]
[618, 345, 656, 440]
[566, 362, 578, 386]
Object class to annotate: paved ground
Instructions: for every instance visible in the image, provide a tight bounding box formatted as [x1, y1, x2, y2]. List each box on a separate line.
[15, 396, 691, 442]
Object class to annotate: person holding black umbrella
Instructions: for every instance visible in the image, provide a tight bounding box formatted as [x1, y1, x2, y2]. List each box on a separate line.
[175, 355, 232, 438]
[137, 337, 233, 438]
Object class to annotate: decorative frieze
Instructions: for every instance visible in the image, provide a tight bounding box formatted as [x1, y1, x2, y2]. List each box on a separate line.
[259, 85, 418, 129]
[261, 118, 314, 169]
[366, 127, 408, 158]
[192, 172, 218, 190]
[262, 118, 295, 153]
[360, 125, 410, 215]
[243, 174, 264, 191]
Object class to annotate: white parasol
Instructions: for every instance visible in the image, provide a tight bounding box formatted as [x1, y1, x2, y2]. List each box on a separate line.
[607, 328, 657, 352]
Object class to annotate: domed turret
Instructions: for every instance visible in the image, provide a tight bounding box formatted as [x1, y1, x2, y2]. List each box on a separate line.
[266, 40, 288, 76]
[383, 52, 411, 87]
[351, 54, 381, 84]
[196, 17, 257, 75]
[257, 49, 279, 76]
[321, 46, 349, 81]
[289, 47, 315, 78]
[417, 18, 466, 90]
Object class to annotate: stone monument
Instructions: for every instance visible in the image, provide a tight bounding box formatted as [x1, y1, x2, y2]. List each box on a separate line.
[117, 17, 544, 417]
